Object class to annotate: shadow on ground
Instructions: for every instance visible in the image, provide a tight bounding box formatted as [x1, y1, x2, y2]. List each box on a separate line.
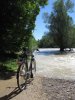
[0, 87, 21, 100]
[37, 50, 59, 56]
[0, 78, 34, 100]
[37, 49, 75, 56]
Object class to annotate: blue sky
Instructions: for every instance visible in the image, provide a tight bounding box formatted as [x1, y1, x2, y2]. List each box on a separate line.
[33, 0, 75, 40]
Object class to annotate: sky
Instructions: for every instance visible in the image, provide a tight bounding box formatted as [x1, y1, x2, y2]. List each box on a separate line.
[33, 0, 75, 40]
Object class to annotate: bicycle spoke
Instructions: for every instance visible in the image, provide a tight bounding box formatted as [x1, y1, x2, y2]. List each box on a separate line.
[17, 63, 27, 91]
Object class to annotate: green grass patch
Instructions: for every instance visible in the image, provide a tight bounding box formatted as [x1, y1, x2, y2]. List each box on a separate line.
[0, 59, 18, 72]
[4, 59, 18, 71]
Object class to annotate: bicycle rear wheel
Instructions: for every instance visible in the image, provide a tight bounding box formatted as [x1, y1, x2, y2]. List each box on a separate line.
[17, 63, 27, 91]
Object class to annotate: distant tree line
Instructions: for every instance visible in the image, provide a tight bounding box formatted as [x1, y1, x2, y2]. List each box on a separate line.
[38, 0, 75, 51]
[0, 0, 47, 54]
[38, 32, 57, 48]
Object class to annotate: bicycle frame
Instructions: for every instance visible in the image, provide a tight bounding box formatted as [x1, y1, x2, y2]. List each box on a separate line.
[17, 53, 34, 76]
[17, 49, 36, 91]
[26, 54, 34, 78]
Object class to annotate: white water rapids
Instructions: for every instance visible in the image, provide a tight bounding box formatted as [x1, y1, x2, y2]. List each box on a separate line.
[34, 48, 75, 80]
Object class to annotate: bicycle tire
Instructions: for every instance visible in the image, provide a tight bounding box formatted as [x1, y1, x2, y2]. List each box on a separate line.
[17, 63, 27, 91]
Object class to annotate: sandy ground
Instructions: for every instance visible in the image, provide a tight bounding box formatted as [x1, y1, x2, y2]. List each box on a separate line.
[0, 76, 75, 100]
[0, 48, 75, 100]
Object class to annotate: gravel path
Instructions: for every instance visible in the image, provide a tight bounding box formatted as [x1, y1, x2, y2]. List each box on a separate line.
[0, 76, 75, 100]
[0, 48, 75, 100]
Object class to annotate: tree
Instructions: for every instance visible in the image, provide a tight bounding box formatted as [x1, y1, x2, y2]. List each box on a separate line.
[68, 25, 75, 48]
[28, 36, 38, 51]
[44, 0, 74, 51]
[0, 0, 48, 53]
[38, 32, 56, 48]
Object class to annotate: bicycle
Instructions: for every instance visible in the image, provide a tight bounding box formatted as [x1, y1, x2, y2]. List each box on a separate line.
[17, 48, 36, 91]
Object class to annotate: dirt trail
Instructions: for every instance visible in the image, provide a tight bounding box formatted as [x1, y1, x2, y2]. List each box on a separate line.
[0, 75, 47, 100]
[1, 48, 75, 100]
[1, 75, 75, 100]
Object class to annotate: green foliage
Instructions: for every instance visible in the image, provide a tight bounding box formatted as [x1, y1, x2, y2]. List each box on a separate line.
[28, 36, 38, 51]
[4, 59, 17, 71]
[0, 59, 17, 72]
[38, 32, 56, 48]
[68, 25, 75, 48]
[44, 0, 74, 51]
[0, 0, 48, 53]
[65, 0, 74, 12]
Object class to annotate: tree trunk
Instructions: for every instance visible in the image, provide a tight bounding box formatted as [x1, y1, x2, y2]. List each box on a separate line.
[60, 47, 64, 52]
[69, 48, 73, 51]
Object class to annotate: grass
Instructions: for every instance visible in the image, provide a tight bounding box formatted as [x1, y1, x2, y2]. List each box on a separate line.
[0, 52, 31, 79]
[3, 59, 18, 72]
[0, 52, 18, 72]
[0, 59, 18, 72]
[0, 59, 18, 79]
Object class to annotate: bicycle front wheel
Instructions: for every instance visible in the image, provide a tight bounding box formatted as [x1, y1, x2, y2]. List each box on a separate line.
[32, 59, 36, 76]
[17, 63, 27, 91]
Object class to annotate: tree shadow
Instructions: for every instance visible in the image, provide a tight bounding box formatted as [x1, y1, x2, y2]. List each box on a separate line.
[37, 49, 60, 56]
[0, 64, 16, 80]
[36, 49, 75, 56]
[0, 78, 34, 100]
[0, 87, 21, 100]
[37, 49, 63, 56]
